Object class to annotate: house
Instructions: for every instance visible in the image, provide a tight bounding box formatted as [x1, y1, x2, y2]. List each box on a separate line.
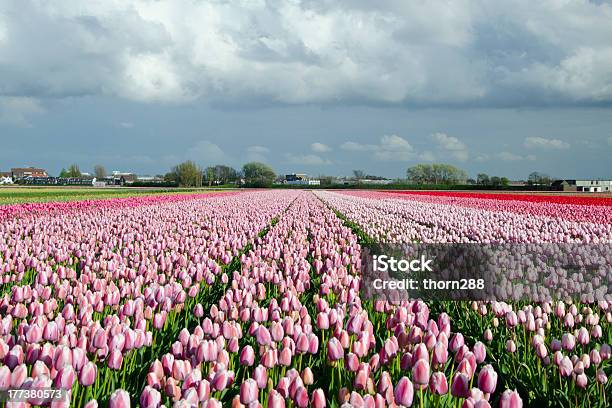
[357, 178, 394, 185]
[111, 171, 138, 186]
[0, 171, 13, 185]
[285, 173, 321, 186]
[552, 179, 612, 192]
[11, 167, 48, 179]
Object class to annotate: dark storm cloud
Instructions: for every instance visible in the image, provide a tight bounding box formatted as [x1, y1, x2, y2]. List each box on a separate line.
[0, 1, 611, 179]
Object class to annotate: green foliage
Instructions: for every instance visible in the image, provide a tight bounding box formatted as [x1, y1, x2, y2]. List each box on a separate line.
[169, 160, 203, 187]
[406, 163, 468, 184]
[242, 162, 276, 187]
[63, 164, 82, 178]
[203, 164, 239, 186]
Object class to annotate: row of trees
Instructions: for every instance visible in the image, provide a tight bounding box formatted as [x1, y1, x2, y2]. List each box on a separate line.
[476, 173, 510, 187]
[406, 163, 469, 184]
[55, 161, 552, 188]
[58, 164, 107, 179]
[164, 161, 276, 187]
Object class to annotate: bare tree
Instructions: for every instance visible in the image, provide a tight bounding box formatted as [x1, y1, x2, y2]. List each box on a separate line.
[94, 165, 107, 179]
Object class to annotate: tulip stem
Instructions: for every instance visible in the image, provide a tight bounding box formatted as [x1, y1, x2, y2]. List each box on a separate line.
[420, 386, 424, 408]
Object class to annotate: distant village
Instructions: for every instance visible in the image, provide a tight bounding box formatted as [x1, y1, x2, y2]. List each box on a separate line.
[0, 166, 611, 192]
[0, 167, 164, 187]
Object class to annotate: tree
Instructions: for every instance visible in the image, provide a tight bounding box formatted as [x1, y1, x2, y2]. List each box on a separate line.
[353, 170, 366, 179]
[318, 175, 335, 186]
[170, 161, 203, 187]
[61, 164, 82, 178]
[204, 165, 238, 186]
[490, 176, 501, 187]
[242, 162, 276, 187]
[477, 173, 490, 185]
[93, 165, 107, 179]
[406, 164, 431, 184]
[407, 163, 467, 184]
[528, 172, 551, 186]
[500, 177, 509, 187]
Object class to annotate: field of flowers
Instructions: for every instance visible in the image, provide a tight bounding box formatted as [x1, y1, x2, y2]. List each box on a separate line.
[0, 188, 225, 206]
[0, 190, 610, 407]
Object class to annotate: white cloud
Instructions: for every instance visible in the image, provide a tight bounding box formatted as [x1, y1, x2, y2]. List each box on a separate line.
[285, 153, 331, 166]
[419, 151, 436, 162]
[186, 140, 227, 164]
[342, 135, 414, 161]
[340, 141, 378, 152]
[0, 96, 44, 126]
[311, 142, 332, 153]
[247, 146, 270, 154]
[497, 152, 536, 162]
[118, 121, 134, 128]
[1, 1, 611, 106]
[431, 132, 469, 161]
[524, 137, 570, 150]
[246, 145, 270, 162]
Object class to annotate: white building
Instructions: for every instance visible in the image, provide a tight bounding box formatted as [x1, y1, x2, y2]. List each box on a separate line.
[553, 179, 612, 192]
[0, 176, 13, 185]
[285, 173, 320, 186]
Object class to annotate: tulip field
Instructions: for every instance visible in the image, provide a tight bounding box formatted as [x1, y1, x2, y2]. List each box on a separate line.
[0, 189, 610, 408]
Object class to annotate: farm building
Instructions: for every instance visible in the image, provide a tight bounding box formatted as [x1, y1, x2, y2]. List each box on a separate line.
[285, 173, 321, 185]
[0, 172, 13, 184]
[111, 171, 138, 185]
[11, 167, 48, 179]
[552, 179, 612, 192]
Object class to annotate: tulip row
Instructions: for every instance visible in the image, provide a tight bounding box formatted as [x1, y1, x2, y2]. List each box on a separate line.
[379, 190, 612, 224]
[128, 192, 529, 408]
[315, 191, 611, 243]
[315, 190, 611, 407]
[0, 191, 300, 407]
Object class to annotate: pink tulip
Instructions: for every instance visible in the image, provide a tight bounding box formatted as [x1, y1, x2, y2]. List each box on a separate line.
[327, 337, 344, 361]
[253, 365, 267, 389]
[240, 378, 259, 405]
[311, 388, 326, 408]
[477, 365, 497, 394]
[268, 389, 286, 408]
[107, 349, 123, 370]
[10, 364, 27, 388]
[429, 371, 448, 395]
[108, 389, 131, 408]
[79, 362, 97, 387]
[140, 386, 161, 408]
[499, 389, 523, 408]
[473, 342, 486, 363]
[451, 373, 470, 398]
[412, 359, 430, 386]
[394, 376, 414, 407]
[240, 346, 255, 366]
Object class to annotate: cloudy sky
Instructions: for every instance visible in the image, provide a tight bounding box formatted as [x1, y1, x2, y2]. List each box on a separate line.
[1, 0, 611, 179]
